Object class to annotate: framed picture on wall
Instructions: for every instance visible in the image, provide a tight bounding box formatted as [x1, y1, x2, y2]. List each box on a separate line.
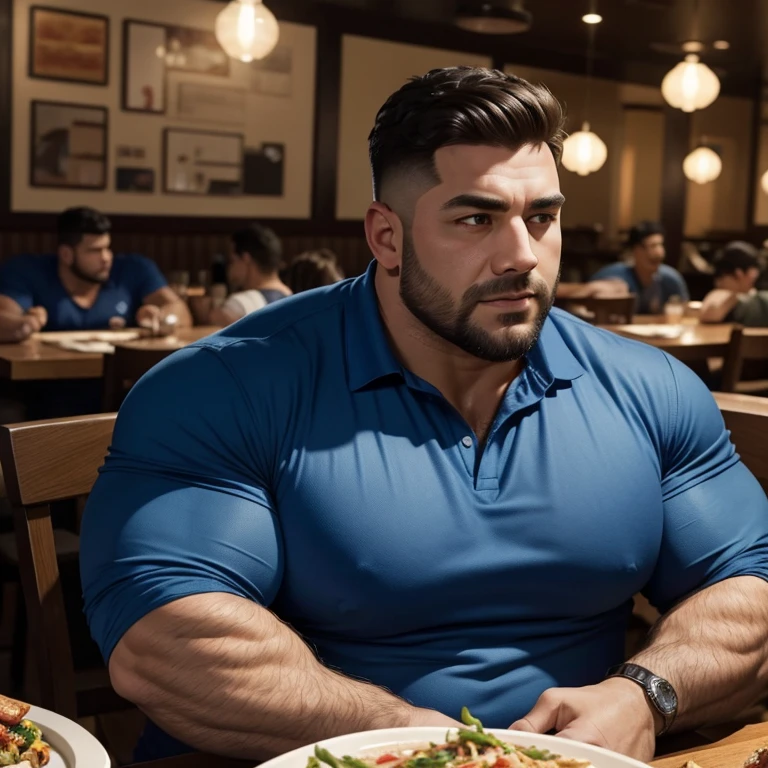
[163, 128, 243, 196]
[30, 100, 108, 190]
[29, 6, 109, 85]
[122, 20, 167, 113]
[164, 24, 229, 77]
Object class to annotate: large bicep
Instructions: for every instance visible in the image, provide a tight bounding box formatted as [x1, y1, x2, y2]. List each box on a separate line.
[81, 468, 283, 661]
[0, 263, 34, 311]
[79, 345, 283, 661]
[645, 355, 768, 611]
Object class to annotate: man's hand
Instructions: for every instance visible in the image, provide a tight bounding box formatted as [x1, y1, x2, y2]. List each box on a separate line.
[136, 304, 161, 331]
[26, 306, 47, 331]
[510, 678, 657, 762]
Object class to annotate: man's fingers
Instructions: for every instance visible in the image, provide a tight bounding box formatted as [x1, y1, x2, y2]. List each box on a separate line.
[509, 690, 563, 734]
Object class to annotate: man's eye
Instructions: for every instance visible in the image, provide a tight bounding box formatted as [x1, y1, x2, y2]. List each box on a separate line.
[459, 214, 492, 226]
[528, 213, 556, 225]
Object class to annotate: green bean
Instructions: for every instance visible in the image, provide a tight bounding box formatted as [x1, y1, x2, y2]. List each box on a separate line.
[341, 756, 371, 768]
[460, 707, 485, 733]
[457, 730, 504, 748]
[315, 746, 342, 768]
[518, 748, 560, 761]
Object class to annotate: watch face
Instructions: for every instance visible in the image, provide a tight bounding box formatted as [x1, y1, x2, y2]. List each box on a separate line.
[650, 677, 678, 714]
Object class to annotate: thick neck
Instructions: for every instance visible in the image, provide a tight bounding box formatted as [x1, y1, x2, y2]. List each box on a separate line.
[57, 262, 102, 300]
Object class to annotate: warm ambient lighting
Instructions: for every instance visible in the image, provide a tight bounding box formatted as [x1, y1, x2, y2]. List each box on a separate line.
[561, 122, 608, 176]
[661, 54, 720, 112]
[761, 170, 768, 195]
[215, 0, 279, 63]
[683, 147, 722, 184]
[713, 40, 730, 50]
[582, 13, 602, 24]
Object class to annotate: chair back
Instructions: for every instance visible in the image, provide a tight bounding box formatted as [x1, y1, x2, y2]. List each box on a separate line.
[0, 413, 118, 719]
[714, 392, 768, 494]
[556, 295, 636, 325]
[102, 343, 177, 411]
[720, 327, 768, 393]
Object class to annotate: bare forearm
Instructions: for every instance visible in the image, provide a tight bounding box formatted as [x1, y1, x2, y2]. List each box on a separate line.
[700, 291, 738, 323]
[632, 576, 768, 730]
[110, 593, 453, 759]
[165, 298, 193, 327]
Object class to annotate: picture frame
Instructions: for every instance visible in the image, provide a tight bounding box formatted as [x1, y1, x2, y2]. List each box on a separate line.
[163, 24, 230, 77]
[122, 19, 167, 114]
[163, 128, 243, 196]
[30, 100, 108, 190]
[29, 6, 109, 85]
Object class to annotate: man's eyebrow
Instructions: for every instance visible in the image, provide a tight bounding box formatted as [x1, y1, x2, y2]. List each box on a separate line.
[440, 194, 510, 212]
[529, 193, 566, 210]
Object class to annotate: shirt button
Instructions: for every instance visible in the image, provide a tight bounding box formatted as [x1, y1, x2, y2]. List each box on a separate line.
[461, 436, 473, 448]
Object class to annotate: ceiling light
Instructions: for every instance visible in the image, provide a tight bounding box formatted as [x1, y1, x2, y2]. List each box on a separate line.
[713, 40, 730, 50]
[455, 1, 532, 34]
[683, 146, 722, 184]
[661, 54, 720, 112]
[582, 13, 602, 24]
[562, 123, 608, 176]
[215, 0, 279, 63]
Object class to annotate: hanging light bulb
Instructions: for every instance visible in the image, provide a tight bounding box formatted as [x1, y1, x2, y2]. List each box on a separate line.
[661, 54, 720, 112]
[761, 170, 768, 195]
[215, 0, 279, 63]
[682, 146, 722, 184]
[561, 122, 608, 176]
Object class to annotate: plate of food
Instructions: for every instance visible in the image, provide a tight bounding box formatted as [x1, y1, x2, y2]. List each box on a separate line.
[0, 694, 109, 767]
[260, 709, 649, 768]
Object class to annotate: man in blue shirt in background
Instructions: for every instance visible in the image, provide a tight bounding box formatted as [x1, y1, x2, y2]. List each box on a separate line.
[81, 68, 768, 764]
[0, 206, 190, 341]
[589, 221, 689, 314]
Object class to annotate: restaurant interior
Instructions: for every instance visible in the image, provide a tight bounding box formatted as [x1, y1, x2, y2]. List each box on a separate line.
[0, 0, 767, 766]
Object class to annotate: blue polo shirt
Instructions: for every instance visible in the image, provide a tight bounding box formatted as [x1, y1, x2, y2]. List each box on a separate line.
[589, 262, 689, 314]
[0, 253, 167, 331]
[80, 261, 768, 760]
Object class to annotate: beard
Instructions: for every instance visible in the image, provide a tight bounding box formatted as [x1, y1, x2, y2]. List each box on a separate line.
[399, 236, 557, 363]
[70, 257, 109, 285]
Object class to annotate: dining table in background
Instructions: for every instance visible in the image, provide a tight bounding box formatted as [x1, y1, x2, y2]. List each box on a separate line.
[121, 720, 768, 768]
[0, 326, 221, 381]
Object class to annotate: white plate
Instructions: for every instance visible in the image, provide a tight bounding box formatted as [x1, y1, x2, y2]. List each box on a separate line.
[259, 727, 650, 768]
[24, 705, 110, 768]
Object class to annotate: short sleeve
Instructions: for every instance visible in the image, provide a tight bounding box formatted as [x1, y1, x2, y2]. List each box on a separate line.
[589, 265, 622, 283]
[79, 344, 283, 661]
[642, 355, 768, 612]
[730, 294, 768, 327]
[0, 257, 35, 311]
[222, 290, 267, 319]
[672, 271, 690, 301]
[127, 254, 168, 302]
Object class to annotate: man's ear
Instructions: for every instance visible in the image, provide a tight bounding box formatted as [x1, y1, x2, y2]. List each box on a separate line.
[365, 201, 404, 273]
[57, 245, 73, 266]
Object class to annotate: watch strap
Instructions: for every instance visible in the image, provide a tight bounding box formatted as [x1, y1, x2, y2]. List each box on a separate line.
[606, 663, 677, 736]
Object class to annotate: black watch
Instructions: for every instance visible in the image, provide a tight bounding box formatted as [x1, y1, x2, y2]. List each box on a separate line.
[606, 663, 678, 736]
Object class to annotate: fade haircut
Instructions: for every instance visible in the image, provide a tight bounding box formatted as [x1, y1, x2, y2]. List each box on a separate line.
[57, 207, 111, 249]
[368, 66, 566, 201]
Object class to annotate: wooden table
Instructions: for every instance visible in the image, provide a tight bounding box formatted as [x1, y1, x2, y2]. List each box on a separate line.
[599, 321, 734, 363]
[0, 327, 220, 381]
[123, 722, 768, 768]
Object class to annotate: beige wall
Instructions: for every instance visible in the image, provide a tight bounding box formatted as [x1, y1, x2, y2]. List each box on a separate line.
[754, 104, 768, 225]
[335, 36, 491, 220]
[13, 0, 316, 217]
[684, 95, 753, 236]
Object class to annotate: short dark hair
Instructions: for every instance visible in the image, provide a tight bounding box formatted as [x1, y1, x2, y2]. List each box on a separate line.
[283, 249, 344, 293]
[231, 223, 282, 272]
[368, 66, 566, 201]
[713, 241, 760, 278]
[57, 206, 111, 248]
[627, 221, 664, 249]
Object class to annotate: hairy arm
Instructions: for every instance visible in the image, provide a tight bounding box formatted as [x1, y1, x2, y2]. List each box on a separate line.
[633, 575, 768, 731]
[700, 289, 739, 323]
[110, 593, 458, 760]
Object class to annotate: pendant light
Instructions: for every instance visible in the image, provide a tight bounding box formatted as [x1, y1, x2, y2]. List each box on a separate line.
[215, 0, 279, 63]
[660, 2, 719, 112]
[562, 1, 607, 176]
[761, 170, 768, 195]
[683, 145, 721, 184]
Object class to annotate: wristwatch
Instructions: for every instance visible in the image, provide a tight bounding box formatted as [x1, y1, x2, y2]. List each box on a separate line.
[606, 663, 678, 736]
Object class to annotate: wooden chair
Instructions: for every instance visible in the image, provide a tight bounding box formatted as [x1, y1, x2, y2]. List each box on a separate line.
[102, 343, 177, 411]
[556, 294, 636, 325]
[0, 413, 128, 720]
[720, 327, 768, 394]
[713, 392, 768, 494]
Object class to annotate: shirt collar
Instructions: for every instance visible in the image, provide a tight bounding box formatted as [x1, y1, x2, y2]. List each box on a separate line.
[344, 262, 584, 391]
